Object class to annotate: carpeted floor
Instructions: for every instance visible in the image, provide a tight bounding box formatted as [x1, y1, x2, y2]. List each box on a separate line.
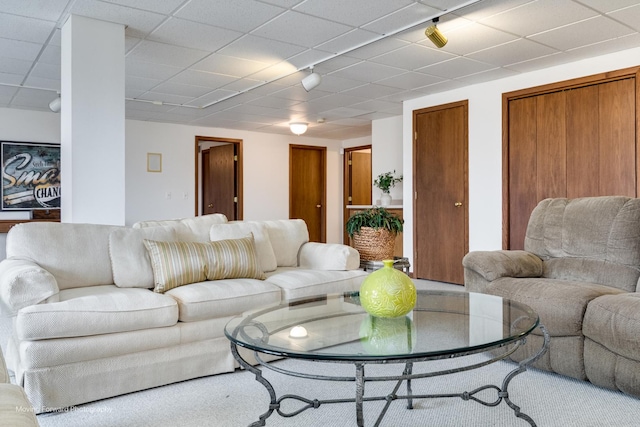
[33, 281, 640, 426]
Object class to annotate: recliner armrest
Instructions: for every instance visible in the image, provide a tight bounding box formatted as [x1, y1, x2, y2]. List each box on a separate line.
[0, 258, 59, 315]
[462, 250, 543, 282]
[298, 242, 360, 270]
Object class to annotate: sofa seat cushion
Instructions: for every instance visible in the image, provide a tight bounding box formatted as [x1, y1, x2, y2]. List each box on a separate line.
[265, 268, 368, 300]
[15, 285, 178, 340]
[486, 277, 624, 336]
[165, 279, 281, 322]
[584, 293, 640, 362]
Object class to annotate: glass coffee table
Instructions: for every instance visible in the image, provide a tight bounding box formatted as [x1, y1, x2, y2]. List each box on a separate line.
[225, 290, 549, 427]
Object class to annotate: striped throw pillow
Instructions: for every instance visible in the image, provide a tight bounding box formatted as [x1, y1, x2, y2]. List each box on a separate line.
[143, 234, 265, 293]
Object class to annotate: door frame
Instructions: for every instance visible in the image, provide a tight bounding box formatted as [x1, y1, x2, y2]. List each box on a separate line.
[343, 145, 372, 244]
[194, 136, 243, 219]
[289, 144, 327, 242]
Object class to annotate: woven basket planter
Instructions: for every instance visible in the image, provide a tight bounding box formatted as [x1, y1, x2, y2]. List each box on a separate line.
[352, 227, 396, 261]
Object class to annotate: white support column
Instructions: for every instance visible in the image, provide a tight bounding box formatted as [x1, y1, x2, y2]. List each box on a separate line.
[61, 15, 125, 225]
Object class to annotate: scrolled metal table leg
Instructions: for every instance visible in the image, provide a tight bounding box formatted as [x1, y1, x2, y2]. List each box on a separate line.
[355, 363, 365, 427]
[230, 343, 278, 427]
[501, 324, 550, 427]
[404, 362, 414, 409]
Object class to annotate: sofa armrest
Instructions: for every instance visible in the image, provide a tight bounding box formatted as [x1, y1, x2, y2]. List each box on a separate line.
[298, 243, 360, 270]
[462, 250, 543, 282]
[0, 259, 59, 315]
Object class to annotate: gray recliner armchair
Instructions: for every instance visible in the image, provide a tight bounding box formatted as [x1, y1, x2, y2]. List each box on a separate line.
[463, 196, 640, 397]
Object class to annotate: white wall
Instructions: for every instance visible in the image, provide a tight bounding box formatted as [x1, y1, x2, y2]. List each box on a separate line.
[125, 120, 345, 242]
[402, 46, 640, 268]
[372, 116, 403, 203]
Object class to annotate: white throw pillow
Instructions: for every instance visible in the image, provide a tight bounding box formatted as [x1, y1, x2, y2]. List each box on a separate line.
[210, 222, 277, 272]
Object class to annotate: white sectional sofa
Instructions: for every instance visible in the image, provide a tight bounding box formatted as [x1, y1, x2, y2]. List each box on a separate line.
[0, 215, 367, 412]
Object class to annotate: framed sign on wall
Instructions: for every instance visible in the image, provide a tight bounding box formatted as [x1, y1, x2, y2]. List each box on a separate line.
[1, 141, 61, 211]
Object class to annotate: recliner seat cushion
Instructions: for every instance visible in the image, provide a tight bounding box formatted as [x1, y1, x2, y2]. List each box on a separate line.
[15, 285, 178, 340]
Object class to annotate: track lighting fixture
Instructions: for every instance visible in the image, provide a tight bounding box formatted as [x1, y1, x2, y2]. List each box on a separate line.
[425, 17, 447, 48]
[301, 67, 321, 92]
[289, 122, 308, 135]
[49, 94, 61, 113]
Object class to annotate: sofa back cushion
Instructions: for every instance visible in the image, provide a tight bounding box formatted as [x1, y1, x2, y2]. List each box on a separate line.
[109, 226, 179, 289]
[257, 219, 309, 267]
[6, 222, 122, 290]
[132, 214, 228, 241]
[210, 222, 277, 272]
[525, 196, 640, 291]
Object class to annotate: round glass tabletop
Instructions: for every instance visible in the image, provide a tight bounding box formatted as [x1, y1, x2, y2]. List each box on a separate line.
[225, 290, 539, 361]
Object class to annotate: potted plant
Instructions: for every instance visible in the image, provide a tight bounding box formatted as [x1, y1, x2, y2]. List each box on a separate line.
[374, 170, 403, 206]
[346, 207, 403, 261]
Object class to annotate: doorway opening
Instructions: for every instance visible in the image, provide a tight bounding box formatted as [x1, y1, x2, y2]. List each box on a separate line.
[194, 136, 243, 221]
[343, 145, 372, 244]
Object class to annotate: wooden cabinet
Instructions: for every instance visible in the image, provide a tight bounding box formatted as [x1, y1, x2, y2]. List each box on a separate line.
[346, 206, 403, 257]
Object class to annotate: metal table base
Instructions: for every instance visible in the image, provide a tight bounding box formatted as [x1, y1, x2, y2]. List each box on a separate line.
[230, 324, 549, 427]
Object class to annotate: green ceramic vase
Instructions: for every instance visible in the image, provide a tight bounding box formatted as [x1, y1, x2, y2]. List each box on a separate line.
[359, 259, 417, 318]
[359, 315, 416, 355]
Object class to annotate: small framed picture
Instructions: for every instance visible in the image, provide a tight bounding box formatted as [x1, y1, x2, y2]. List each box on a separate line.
[147, 153, 162, 173]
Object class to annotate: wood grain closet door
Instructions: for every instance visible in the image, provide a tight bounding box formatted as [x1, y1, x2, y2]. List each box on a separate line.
[506, 76, 637, 250]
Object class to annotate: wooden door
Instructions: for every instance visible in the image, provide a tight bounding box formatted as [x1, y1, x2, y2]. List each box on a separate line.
[290, 145, 326, 242]
[413, 101, 468, 284]
[505, 73, 637, 249]
[343, 146, 372, 243]
[202, 144, 236, 220]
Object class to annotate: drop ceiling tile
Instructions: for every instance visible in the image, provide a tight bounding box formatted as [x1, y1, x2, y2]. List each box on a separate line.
[218, 35, 306, 65]
[350, 98, 401, 113]
[435, 23, 518, 55]
[252, 11, 352, 48]
[454, 66, 517, 84]
[125, 59, 182, 80]
[271, 85, 332, 101]
[100, 0, 186, 15]
[0, 38, 43, 61]
[152, 82, 214, 98]
[331, 61, 406, 83]
[169, 69, 236, 89]
[418, 57, 495, 79]
[0, 57, 32, 75]
[148, 18, 243, 53]
[314, 56, 361, 74]
[370, 44, 456, 70]
[138, 92, 195, 105]
[576, 0, 640, 13]
[0, 71, 25, 85]
[345, 37, 409, 60]
[125, 88, 146, 99]
[192, 54, 269, 78]
[376, 71, 444, 90]
[451, 0, 532, 21]
[315, 29, 379, 56]
[125, 99, 174, 112]
[306, 93, 368, 110]
[210, 108, 278, 123]
[294, 0, 414, 27]
[228, 103, 291, 119]
[222, 78, 266, 93]
[341, 83, 402, 98]
[609, 4, 640, 32]
[163, 106, 219, 118]
[261, 0, 305, 7]
[247, 96, 303, 109]
[11, 87, 56, 108]
[38, 44, 61, 65]
[187, 89, 241, 107]
[531, 16, 635, 51]
[313, 74, 367, 92]
[23, 75, 60, 91]
[362, 2, 440, 35]
[0, 85, 18, 97]
[480, 0, 598, 37]
[125, 36, 141, 53]
[176, 0, 284, 33]
[69, 0, 167, 39]
[0, 0, 68, 22]
[0, 13, 56, 43]
[30, 62, 60, 80]
[125, 75, 162, 92]
[127, 40, 210, 68]
[248, 61, 300, 82]
[467, 38, 558, 67]
[286, 49, 334, 70]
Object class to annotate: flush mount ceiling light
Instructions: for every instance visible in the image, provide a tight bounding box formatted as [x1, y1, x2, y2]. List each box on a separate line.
[289, 122, 308, 135]
[301, 67, 321, 92]
[425, 17, 448, 48]
[49, 94, 61, 113]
